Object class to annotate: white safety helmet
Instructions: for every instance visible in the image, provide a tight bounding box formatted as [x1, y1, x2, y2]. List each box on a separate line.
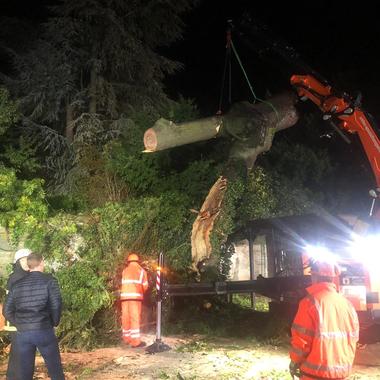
[14, 248, 32, 263]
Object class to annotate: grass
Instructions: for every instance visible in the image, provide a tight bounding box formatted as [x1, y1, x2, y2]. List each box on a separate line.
[158, 370, 170, 379]
[232, 294, 270, 312]
[76, 367, 94, 379]
[176, 374, 197, 380]
[165, 295, 290, 347]
[176, 340, 211, 353]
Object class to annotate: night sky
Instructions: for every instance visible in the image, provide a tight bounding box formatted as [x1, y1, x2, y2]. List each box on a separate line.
[1, 0, 380, 212]
[164, 1, 380, 209]
[165, 1, 380, 115]
[2, 1, 380, 113]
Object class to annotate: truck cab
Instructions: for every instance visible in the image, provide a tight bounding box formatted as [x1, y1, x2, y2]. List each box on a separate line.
[230, 213, 380, 323]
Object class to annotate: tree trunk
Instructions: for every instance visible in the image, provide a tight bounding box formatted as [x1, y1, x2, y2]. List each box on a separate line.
[89, 65, 97, 114]
[65, 101, 74, 143]
[143, 116, 223, 152]
[190, 176, 228, 272]
[144, 93, 299, 271]
[144, 93, 297, 155]
[191, 94, 299, 269]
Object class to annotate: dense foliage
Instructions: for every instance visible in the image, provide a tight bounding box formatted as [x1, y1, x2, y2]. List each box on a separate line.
[0, 1, 351, 350]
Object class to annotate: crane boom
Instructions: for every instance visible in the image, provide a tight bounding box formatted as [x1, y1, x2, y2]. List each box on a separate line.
[235, 17, 380, 192]
[290, 74, 380, 189]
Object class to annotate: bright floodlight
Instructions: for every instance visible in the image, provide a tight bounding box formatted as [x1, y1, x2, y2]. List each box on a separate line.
[304, 244, 337, 264]
[348, 235, 380, 267]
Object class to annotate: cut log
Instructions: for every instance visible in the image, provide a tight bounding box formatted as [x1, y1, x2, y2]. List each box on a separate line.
[143, 92, 300, 272]
[143, 93, 298, 154]
[143, 116, 223, 152]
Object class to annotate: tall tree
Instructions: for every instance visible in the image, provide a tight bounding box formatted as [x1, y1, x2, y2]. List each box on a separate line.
[143, 93, 301, 270]
[1, 0, 193, 190]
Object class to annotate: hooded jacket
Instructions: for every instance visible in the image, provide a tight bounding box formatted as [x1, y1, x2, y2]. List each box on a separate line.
[7, 261, 29, 290]
[3, 261, 29, 331]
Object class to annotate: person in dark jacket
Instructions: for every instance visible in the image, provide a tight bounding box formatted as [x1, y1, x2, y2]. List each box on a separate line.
[3, 253, 65, 380]
[4, 248, 31, 380]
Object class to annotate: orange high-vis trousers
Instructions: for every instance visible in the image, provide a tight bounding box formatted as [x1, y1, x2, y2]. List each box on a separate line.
[121, 300, 142, 346]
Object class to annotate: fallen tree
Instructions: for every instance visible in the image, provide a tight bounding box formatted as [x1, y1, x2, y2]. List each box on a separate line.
[144, 93, 299, 271]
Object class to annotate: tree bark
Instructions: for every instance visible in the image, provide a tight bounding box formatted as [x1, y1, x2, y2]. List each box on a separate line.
[193, 95, 299, 269]
[143, 93, 297, 155]
[144, 93, 300, 271]
[143, 116, 223, 152]
[89, 65, 97, 114]
[190, 176, 228, 272]
[65, 101, 74, 143]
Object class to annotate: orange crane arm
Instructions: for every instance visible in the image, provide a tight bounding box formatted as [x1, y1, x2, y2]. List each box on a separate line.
[291, 74, 380, 189]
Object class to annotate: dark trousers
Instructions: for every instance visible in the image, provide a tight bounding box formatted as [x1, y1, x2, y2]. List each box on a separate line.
[6, 331, 21, 380]
[15, 328, 65, 380]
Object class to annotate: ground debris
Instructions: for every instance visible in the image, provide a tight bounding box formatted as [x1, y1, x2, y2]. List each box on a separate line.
[1, 335, 379, 379]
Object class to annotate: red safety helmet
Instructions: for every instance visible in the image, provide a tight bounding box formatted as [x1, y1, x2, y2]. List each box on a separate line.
[127, 253, 140, 262]
[310, 259, 340, 277]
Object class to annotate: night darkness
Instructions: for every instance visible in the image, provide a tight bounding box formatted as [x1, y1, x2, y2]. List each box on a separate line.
[165, 1, 380, 215]
[164, 1, 380, 215]
[2, 0, 380, 213]
[3, 1, 380, 114]
[164, 1, 380, 115]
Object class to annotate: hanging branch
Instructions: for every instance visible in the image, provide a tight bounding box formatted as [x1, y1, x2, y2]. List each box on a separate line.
[143, 93, 299, 271]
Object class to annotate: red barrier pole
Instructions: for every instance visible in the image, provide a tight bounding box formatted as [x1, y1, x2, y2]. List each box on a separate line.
[145, 252, 170, 354]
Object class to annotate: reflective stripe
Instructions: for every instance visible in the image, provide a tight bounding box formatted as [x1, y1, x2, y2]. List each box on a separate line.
[3, 319, 17, 332]
[120, 292, 143, 298]
[3, 325, 17, 332]
[122, 279, 142, 284]
[142, 281, 148, 286]
[290, 346, 308, 358]
[295, 283, 358, 379]
[302, 361, 352, 372]
[121, 269, 145, 285]
[130, 329, 141, 337]
[317, 330, 360, 339]
[292, 323, 315, 337]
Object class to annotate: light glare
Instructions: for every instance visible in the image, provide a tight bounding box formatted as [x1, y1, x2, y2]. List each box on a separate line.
[304, 244, 338, 264]
[348, 234, 380, 267]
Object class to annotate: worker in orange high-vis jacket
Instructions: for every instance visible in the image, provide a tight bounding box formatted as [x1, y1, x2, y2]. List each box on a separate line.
[289, 258, 359, 380]
[120, 253, 149, 348]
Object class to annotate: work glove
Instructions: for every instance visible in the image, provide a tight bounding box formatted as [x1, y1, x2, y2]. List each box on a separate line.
[289, 361, 300, 378]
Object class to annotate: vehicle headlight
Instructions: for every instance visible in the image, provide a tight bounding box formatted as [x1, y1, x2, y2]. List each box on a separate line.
[304, 244, 338, 265]
[348, 234, 380, 267]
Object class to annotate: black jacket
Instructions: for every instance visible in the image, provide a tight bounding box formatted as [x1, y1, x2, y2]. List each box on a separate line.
[3, 271, 62, 331]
